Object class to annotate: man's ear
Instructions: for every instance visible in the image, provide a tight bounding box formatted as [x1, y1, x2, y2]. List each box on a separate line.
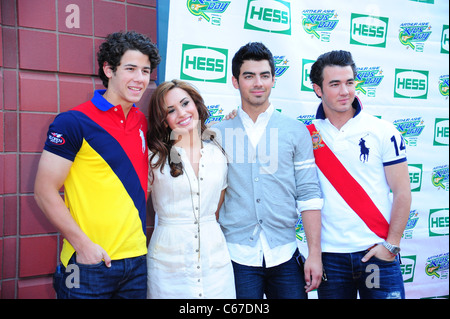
[312, 83, 322, 98]
[103, 62, 114, 79]
[231, 76, 239, 89]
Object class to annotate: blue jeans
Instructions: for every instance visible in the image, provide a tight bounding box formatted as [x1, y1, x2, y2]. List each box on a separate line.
[232, 249, 307, 299]
[53, 254, 147, 299]
[318, 251, 405, 299]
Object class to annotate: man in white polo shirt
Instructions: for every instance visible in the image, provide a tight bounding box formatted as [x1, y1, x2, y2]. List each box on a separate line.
[308, 50, 411, 299]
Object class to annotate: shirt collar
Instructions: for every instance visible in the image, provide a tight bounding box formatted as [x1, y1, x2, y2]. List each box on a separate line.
[315, 96, 363, 120]
[238, 103, 274, 124]
[91, 89, 137, 112]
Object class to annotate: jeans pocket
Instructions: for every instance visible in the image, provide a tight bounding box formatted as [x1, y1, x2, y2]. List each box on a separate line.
[370, 255, 397, 264]
[74, 253, 105, 268]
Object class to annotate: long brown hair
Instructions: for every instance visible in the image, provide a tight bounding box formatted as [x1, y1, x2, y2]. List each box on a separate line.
[147, 79, 218, 177]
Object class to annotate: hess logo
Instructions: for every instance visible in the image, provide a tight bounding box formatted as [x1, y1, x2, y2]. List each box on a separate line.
[180, 44, 228, 83]
[394, 69, 429, 99]
[244, 0, 291, 35]
[350, 13, 389, 47]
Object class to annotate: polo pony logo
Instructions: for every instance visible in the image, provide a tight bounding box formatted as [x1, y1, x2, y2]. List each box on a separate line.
[359, 136, 370, 162]
[139, 126, 146, 153]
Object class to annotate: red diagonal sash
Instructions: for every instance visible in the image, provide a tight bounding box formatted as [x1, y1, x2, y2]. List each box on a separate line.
[307, 124, 389, 239]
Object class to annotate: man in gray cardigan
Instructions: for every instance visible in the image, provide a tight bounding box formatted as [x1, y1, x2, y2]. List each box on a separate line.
[213, 42, 323, 299]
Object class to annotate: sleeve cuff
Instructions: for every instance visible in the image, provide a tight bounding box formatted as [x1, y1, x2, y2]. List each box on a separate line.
[297, 198, 323, 212]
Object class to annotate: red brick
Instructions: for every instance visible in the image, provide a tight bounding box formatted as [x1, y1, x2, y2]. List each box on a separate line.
[126, 5, 157, 42]
[0, 156, 3, 195]
[19, 72, 58, 112]
[1, 28, 18, 68]
[128, 0, 157, 6]
[0, 112, 3, 153]
[93, 1, 126, 38]
[59, 34, 94, 75]
[19, 154, 41, 194]
[19, 236, 57, 277]
[3, 154, 17, 194]
[0, 279, 16, 299]
[20, 195, 57, 235]
[0, 73, 3, 110]
[18, 29, 57, 72]
[17, 0, 56, 31]
[94, 38, 104, 77]
[20, 113, 55, 152]
[59, 74, 94, 112]
[3, 69, 18, 111]
[136, 85, 154, 116]
[4, 195, 17, 236]
[58, 0, 93, 36]
[18, 276, 55, 299]
[0, 26, 3, 67]
[3, 237, 17, 279]
[4, 112, 17, 152]
[1, 0, 17, 26]
[0, 198, 3, 237]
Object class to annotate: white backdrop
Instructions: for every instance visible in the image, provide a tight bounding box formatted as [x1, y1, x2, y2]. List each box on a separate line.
[158, 0, 449, 299]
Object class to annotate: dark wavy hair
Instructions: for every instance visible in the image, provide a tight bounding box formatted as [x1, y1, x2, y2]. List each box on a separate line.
[232, 42, 275, 81]
[147, 79, 221, 178]
[310, 50, 357, 97]
[97, 31, 161, 88]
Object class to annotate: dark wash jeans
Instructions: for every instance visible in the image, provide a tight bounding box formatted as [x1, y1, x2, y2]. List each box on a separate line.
[232, 249, 307, 299]
[53, 254, 147, 299]
[318, 250, 405, 299]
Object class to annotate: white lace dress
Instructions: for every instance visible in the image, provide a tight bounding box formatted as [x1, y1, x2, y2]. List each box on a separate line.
[147, 142, 235, 299]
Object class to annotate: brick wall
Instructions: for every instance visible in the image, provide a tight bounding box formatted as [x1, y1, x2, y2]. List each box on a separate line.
[1, 0, 158, 299]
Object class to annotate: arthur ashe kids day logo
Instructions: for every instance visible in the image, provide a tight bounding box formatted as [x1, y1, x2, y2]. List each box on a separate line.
[398, 22, 432, 52]
[439, 75, 449, 98]
[273, 55, 290, 87]
[403, 210, 420, 239]
[180, 44, 228, 83]
[425, 252, 449, 279]
[244, 0, 291, 35]
[355, 66, 384, 97]
[432, 165, 449, 191]
[205, 104, 225, 124]
[393, 117, 425, 146]
[301, 9, 339, 42]
[186, 0, 231, 25]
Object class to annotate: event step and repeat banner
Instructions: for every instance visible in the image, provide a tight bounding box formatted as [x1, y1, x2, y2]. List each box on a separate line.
[158, 0, 449, 299]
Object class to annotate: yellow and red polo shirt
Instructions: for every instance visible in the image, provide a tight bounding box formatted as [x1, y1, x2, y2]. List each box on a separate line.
[44, 90, 148, 266]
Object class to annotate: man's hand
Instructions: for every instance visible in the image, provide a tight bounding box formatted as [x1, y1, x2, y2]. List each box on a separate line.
[362, 244, 396, 263]
[75, 242, 112, 267]
[304, 254, 322, 293]
[225, 109, 237, 120]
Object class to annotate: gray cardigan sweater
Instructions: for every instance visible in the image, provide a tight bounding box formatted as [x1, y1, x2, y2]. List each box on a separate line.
[213, 110, 322, 248]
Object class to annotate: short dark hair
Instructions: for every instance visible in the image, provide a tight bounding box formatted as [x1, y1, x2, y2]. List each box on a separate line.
[97, 31, 161, 88]
[231, 42, 275, 81]
[310, 50, 357, 90]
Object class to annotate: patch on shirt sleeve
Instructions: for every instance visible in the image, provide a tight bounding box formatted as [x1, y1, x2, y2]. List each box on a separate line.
[48, 132, 66, 145]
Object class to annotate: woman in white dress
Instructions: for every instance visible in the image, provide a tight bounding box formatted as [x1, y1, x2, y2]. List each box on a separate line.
[146, 79, 235, 299]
